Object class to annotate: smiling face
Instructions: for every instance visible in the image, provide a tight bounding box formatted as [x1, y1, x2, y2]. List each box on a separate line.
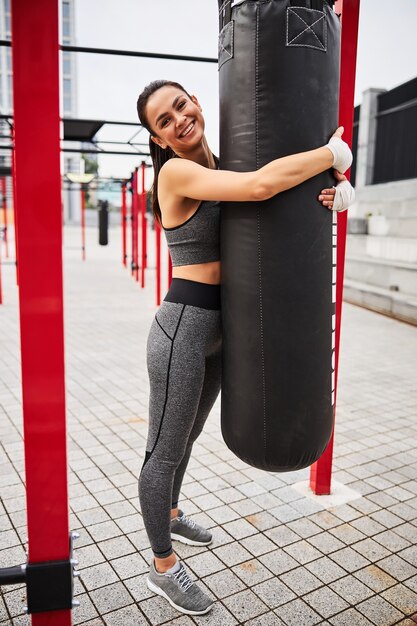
[145, 85, 206, 154]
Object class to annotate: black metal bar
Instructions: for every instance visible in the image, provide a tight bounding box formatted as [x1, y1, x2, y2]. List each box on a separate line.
[60, 44, 218, 64]
[64, 117, 141, 127]
[0, 113, 141, 127]
[91, 140, 148, 147]
[0, 565, 26, 585]
[0, 39, 218, 63]
[0, 145, 151, 157]
[63, 148, 151, 156]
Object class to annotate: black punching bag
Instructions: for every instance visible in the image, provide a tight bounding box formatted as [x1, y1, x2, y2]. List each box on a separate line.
[218, 0, 340, 472]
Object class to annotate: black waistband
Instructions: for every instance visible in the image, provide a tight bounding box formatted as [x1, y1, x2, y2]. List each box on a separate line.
[164, 278, 221, 310]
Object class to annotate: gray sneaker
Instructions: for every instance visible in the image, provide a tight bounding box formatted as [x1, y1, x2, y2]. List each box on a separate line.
[171, 510, 213, 547]
[147, 559, 214, 615]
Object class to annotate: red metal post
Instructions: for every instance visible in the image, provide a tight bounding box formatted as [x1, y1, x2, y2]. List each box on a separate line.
[310, 0, 360, 495]
[81, 187, 86, 261]
[140, 161, 147, 287]
[0, 224, 3, 304]
[126, 180, 131, 269]
[155, 220, 161, 306]
[130, 174, 134, 276]
[0, 178, 5, 303]
[142, 163, 148, 270]
[121, 183, 127, 267]
[131, 170, 138, 280]
[1, 177, 9, 257]
[11, 0, 71, 623]
[134, 168, 140, 282]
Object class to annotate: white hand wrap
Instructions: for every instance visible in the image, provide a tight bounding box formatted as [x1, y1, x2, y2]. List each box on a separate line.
[331, 180, 355, 212]
[325, 137, 353, 174]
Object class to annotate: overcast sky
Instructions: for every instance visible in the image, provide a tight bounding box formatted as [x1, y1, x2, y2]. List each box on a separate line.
[73, 0, 417, 181]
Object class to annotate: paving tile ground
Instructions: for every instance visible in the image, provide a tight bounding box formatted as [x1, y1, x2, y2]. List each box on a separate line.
[0, 224, 417, 625]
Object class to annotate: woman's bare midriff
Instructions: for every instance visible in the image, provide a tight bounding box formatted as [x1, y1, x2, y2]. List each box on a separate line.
[172, 260, 221, 285]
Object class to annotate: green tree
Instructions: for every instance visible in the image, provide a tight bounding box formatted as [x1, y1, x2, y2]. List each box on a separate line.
[81, 154, 99, 207]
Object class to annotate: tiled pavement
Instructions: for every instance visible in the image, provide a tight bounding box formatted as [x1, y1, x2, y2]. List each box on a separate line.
[0, 224, 416, 626]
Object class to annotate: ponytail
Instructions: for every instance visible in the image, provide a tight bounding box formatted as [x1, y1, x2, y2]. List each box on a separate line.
[137, 79, 192, 227]
[149, 139, 176, 228]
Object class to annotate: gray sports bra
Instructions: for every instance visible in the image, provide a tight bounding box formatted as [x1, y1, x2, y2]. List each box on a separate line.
[162, 199, 220, 267]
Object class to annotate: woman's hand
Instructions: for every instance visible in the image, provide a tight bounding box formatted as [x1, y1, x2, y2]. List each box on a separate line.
[325, 126, 353, 174]
[331, 126, 344, 140]
[318, 170, 355, 212]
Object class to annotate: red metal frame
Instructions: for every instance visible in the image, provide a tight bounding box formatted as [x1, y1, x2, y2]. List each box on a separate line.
[310, 0, 360, 495]
[121, 183, 127, 267]
[11, 0, 71, 623]
[155, 220, 161, 305]
[136, 172, 140, 283]
[0, 225, 3, 305]
[131, 169, 140, 282]
[1, 177, 9, 258]
[130, 173, 135, 276]
[140, 161, 147, 287]
[0, 177, 6, 305]
[81, 188, 86, 261]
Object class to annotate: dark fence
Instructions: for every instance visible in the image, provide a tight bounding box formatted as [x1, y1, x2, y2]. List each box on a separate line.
[373, 78, 417, 184]
[350, 104, 360, 186]
[351, 77, 417, 186]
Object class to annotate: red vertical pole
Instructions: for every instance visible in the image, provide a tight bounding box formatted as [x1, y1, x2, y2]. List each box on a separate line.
[137, 171, 142, 282]
[126, 180, 131, 269]
[142, 162, 147, 270]
[130, 172, 135, 276]
[121, 183, 127, 267]
[0, 179, 5, 303]
[131, 170, 137, 279]
[310, 0, 360, 495]
[11, 0, 71, 624]
[135, 169, 140, 283]
[1, 177, 9, 258]
[155, 220, 161, 306]
[0, 225, 3, 304]
[140, 161, 147, 288]
[81, 188, 86, 261]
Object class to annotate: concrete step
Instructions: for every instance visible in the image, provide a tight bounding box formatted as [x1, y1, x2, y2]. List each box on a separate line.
[384, 218, 417, 238]
[346, 235, 417, 264]
[345, 254, 417, 297]
[343, 279, 417, 326]
[359, 200, 417, 219]
[355, 178, 417, 219]
[349, 216, 417, 238]
[360, 215, 417, 235]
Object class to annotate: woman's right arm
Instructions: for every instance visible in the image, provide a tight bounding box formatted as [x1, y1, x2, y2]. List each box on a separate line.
[160, 128, 351, 204]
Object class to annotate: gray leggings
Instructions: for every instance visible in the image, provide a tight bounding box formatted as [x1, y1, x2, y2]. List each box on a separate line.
[139, 279, 222, 558]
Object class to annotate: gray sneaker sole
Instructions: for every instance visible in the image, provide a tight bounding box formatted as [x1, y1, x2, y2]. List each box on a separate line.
[147, 577, 214, 615]
[171, 532, 213, 547]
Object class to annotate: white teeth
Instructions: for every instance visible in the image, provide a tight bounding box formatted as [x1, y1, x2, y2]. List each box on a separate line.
[180, 122, 194, 137]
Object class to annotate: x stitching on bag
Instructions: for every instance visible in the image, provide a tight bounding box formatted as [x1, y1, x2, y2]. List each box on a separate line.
[288, 9, 326, 49]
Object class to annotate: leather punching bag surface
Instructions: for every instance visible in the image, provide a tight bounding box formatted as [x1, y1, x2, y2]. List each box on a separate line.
[218, 0, 340, 471]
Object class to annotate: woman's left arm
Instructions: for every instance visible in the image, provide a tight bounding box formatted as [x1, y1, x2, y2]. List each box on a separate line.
[317, 169, 355, 212]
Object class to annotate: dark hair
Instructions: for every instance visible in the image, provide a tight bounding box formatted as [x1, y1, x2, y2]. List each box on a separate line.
[137, 80, 192, 227]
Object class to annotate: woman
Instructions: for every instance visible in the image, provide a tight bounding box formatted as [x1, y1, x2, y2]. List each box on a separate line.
[136, 79, 354, 616]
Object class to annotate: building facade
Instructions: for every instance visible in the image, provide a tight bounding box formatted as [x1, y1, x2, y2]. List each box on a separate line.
[0, 0, 82, 221]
